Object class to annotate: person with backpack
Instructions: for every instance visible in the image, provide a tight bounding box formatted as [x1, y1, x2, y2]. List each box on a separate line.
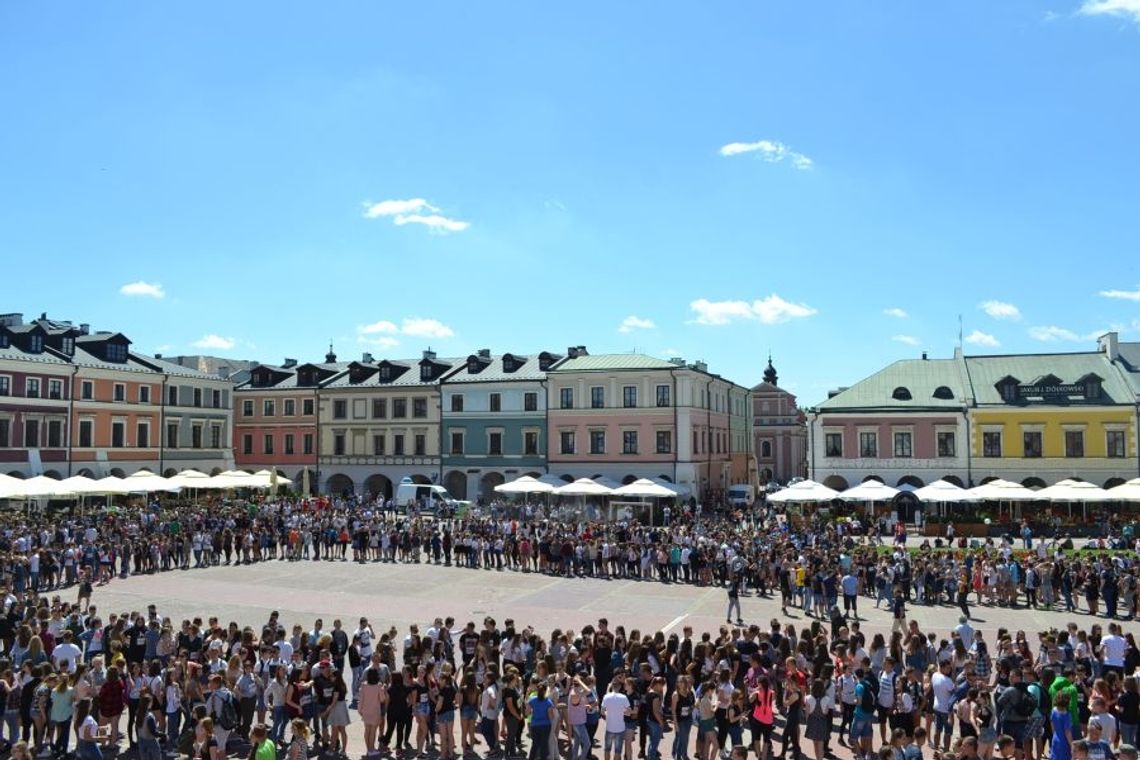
[995, 669, 1033, 758]
[851, 667, 877, 760]
[206, 673, 239, 753]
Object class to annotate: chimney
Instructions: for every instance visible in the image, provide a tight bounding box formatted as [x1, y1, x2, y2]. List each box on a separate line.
[0, 313, 24, 327]
[422, 349, 437, 362]
[669, 357, 685, 366]
[921, 351, 928, 361]
[1099, 331, 1119, 361]
[478, 348, 491, 359]
[155, 353, 163, 359]
[693, 360, 708, 373]
[79, 323, 89, 335]
[283, 358, 297, 368]
[40, 312, 47, 321]
[567, 345, 589, 358]
[362, 352, 374, 363]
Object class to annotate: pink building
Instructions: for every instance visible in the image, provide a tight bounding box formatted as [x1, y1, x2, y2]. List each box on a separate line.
[750, 358, 807, 484]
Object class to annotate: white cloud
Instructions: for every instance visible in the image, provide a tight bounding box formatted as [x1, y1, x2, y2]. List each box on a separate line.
[1099, 286, 1140, 301]
[719, 139, 814, 170]
[663, 348, 681, 357]
[690, 295, 817, 326]
[964, 330, 1000, 348]
[357, 335, 400, 350]
[399, 318, 455, 339]
[618, 316, 656, 334]
[1030, 323, 1080, 341]
[362, 198, 470, 233]
[119, 281, 165, 299]
[883, 307, 908, 319]
[192, 334, 236, 350]
[362, 198, 437, 218]
[892, 335, 921, 346]
[358, 320, 399, 334]
[979, 300, 1022, 320]
[1078, 0, 1140, 23]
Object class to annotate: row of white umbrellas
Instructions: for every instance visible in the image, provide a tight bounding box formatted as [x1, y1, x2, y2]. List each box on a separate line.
[767, 476, 1140, 504]
[0, 469, 293, 499]
[494, 475, 691, 498]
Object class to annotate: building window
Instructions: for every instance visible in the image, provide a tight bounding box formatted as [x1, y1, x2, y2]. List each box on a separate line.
[489, 393, 502, 412]
[333, 400, 347, 419]
[656, 430, 672, 454]
[26, 378, 40, 399]
[78, 419, 93, 448]
[29, 334, 43, 353]
[1023, 431, 1043, 458]
[0, 418, 8, 446]
[80, 380, 92, 400]
[393, 434, 405, 456]
[524, 431, 539, 455]
[451, 394, 464, 413]
[138, 385, 150, 404]
[393, 399, 407, 418]
[48, 379, 63, 400]
[263, 399, 274, 417]
[590, 387, 605, 409]
[450, 431, 464, 455]
[284, 399, 296, 416]
[859, 432, 877, 458]
[334, 433, 346, 456]
[982, 431, 1002, 458]
[210, 425, 221, 449]
[61, 336, 73, 355]
[136, 422, 148, 448]
[761, 440, 772, 458]
[589, 430, 605, 454]
[693, 430, 699, 454]
[373, 434, 386, 456]
[212, 389, 221, 408]
[524, 392, 538, 412]
[1107, 430, 1126, 458]
[999, 382, 1019, 403]
[0, 377, 8, 397]
[105, 342, 127, 362]
[191, 424, 203, 449]
[1064, 430, 1084, 458]
[302, 398, 314, 416]
[242, 400, 254, 417]
[110, 383, 123, 402]
[623, 386, 637, 408]
[372, 399, 387, 419]
[47, 419, 62, 448]
[276, 433, 290, 455]
[193, 388, 202, 407]
[893, 432, 913, 458]
[167, 386, 178, 406]
[937, 432, 956, 458]
[622, 430, 638, 454]
[488, 432, 502, 455]
[413, 398, 428, 418]
[656, 384, 670, 407]
[415, 434, 426, 456]
[242, 434, 253, 455]
[166, 422, 179, 449]
[303, 433, 313, 455]
[560, 431, 575, 454]
[560, 388, 573, 409]
[109, 421, 123, 448]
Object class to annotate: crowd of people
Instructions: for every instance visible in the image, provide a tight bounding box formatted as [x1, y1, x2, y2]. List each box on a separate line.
[0, 496, 1139, 760]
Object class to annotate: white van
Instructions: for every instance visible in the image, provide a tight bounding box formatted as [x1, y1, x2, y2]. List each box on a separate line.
[727, 483, 756, 508]
[394, 477, 461, 514]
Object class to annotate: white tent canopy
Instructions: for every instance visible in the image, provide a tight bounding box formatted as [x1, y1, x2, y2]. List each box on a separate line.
[250, 470, 293, 489]
[966, 478, 1037, 502]
[123, 470, 181, 493]
[652, 478, 691, 497]
[0, 475, 75, 499]
[1106, 478, 1140, 503]
[553, 478, 614, 497]
[1035, 479, 1110, 502]
[494, 476, 556, 495]
[610, 478, 681, 499]
[93, 476, 133, 495]
[766, 479, 839, 503]
[838, 480, 900, 502]
[912, 479, 978, 503]
[58, 475, 111, 495]
[592, 476, 623, 490]
[170, 469, 212, 489]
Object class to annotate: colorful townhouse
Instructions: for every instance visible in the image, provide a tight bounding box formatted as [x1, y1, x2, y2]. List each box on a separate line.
[0, 312, 233, 478]
[439, 349, 560, 501]
[751, 358, 808, 484]
[317, 350, 458, 498]
[546, 348, 752, 500]
[232, 356, 339, 491]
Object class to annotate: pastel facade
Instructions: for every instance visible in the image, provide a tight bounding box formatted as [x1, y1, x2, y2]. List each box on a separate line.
[750, 358, 808, 484]
[440, 350, 559, 501]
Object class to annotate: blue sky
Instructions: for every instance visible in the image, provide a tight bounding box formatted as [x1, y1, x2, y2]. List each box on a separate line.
[2, 1, 1139, 405]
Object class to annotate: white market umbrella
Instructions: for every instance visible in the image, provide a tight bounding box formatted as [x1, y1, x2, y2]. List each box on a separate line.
[1106, 479, 1140, 503]
[592, 476, 623, 490]
[495, 476, 555, 495]
[967, 478, 1037, 502]
[206, 470, 254, 489]
[838, 480, 900, 502]
[553, 478, 614, 497]
[124, 470, 181, 493]
[913, 479, 978, 503]
[652, 477, 691, 497]
[252, 469, 292, 488]
[611, 478, 681, 499]
[0, 475, 76, 498]
[767, 479, 840, 503]
[93, 476, 133, 495]
[58, 475, 109, 495]
[170, 469, 211, 489]
[1036, 479, 1110, 502]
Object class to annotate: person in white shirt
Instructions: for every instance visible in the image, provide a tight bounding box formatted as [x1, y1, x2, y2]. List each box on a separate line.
[601, 684, 631, 760]
[52, 631, 83, 673]
[1100, 623, 1128, 677]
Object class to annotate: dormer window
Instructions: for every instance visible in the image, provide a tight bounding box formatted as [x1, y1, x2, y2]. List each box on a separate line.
[932, 386, 954, 400]
[891, 387, 912, 401]
[350, 368, 363, 384]
[29, 334, 43, 353]
[468, 359, 479, 373]
[1079, 373, 1103, 400]
[379, 365, 392, 382]
[996, 376, 1020, 402]
[61, 337, 75, 355]
[105, 342, 127, 362]
[420, 365, 432, 381]
[0, 333, 7, 349]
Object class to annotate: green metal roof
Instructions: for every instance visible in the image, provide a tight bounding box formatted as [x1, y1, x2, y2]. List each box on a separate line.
[553, 353, 677, 372]
[814, 358, 968, 411]
[964, 352, 1134, 406]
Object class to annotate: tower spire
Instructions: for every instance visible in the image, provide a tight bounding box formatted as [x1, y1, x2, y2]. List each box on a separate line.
[763, 353, 778, 386]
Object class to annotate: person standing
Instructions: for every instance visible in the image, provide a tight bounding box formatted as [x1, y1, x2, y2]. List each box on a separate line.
[726, 573, 743, 625]
[841, 571, 859, 621]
